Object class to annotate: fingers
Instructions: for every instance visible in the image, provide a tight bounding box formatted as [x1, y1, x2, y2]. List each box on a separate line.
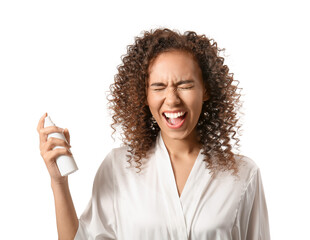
[37, 113, 69, 151]
[40, 137, 71, 158]
[37, 112, 47, 133]
[39, 126, 64, 146]
[37, 113, 73, 181]
[45, 137, 71, 151]
[42, 147, 73, 165]
[37, 113, 64, 135]
[40, 126, 64, 135]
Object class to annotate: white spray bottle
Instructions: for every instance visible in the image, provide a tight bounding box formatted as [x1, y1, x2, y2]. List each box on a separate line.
[44, 115, 78, 176]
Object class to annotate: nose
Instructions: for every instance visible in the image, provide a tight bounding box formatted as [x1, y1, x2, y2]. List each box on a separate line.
[165, 87, 181, 106]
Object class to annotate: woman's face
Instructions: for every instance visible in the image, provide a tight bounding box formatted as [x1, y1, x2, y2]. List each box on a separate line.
[146, 50, 209, 142]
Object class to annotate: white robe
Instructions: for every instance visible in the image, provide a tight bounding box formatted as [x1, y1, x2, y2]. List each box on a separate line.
[74, 131, 270, 240]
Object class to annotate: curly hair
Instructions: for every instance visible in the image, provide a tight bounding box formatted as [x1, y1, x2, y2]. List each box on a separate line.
[108, 28, 244, 177]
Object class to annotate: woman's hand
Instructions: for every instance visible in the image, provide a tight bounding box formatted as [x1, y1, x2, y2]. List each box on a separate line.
[37, 112, 73, 185]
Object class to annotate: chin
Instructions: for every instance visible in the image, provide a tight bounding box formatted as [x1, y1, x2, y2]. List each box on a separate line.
[161, 129, 191, 140]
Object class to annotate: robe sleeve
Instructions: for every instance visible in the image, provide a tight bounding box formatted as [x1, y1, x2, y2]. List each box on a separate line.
[74, 150, 117, 240]
[233, 168, 271, 240]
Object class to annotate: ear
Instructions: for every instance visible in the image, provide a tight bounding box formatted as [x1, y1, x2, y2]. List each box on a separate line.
[145, 86, 149, 106]
[203, 87, 209, 102]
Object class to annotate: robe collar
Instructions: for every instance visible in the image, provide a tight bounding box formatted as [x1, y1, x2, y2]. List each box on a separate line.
[154, 131, 207, 239]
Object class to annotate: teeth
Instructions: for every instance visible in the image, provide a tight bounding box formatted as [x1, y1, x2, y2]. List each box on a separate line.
[164, 112, 185, 119]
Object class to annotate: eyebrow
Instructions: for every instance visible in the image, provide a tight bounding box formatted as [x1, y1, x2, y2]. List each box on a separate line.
[150, 80, 195, 87]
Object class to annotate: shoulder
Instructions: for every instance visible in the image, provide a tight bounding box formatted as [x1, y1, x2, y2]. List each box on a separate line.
[236, 154, 259, 173]
[93, 145, 130, 184]
[96, 145, 137, 177]
[107, 145, 130, 160]
[234, 154, 261, 186]
[215, 154, 260, 186]
[100, 145, 130, 168]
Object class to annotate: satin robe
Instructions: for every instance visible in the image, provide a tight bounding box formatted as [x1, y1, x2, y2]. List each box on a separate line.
[74, 131, 270, 240]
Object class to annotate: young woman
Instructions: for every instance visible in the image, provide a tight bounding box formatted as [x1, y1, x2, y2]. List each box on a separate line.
[37, 28, 270, 240]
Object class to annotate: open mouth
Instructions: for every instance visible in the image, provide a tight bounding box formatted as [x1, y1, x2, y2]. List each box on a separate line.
[162, 112, 187, 128]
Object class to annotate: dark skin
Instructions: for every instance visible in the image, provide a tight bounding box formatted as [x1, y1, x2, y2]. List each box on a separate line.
[146, 50, 209, 197]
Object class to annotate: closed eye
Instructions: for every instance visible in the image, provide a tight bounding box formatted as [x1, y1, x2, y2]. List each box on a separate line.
[152, 86, 193, 91]
[179, 86, 193, 90]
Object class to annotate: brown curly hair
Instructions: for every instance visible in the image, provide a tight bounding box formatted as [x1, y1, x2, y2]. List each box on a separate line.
[108, 28, 244, 177]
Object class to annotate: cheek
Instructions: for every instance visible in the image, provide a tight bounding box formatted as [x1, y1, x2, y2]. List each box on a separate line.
[183, 91, 203, 106]
[147, 94, 163, 114]
[182, 92, 204, 117]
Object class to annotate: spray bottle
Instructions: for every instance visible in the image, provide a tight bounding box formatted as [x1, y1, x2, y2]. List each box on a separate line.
[44, 115, 78, 176]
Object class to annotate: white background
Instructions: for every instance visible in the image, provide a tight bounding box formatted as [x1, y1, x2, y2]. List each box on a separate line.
[0, 0, 309, 239]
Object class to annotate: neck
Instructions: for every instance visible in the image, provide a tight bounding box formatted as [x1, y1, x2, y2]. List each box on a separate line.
[161, 130, 202, 160]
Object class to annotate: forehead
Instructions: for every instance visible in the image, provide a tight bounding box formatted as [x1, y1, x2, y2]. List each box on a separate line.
[148, 50, 202, 82]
